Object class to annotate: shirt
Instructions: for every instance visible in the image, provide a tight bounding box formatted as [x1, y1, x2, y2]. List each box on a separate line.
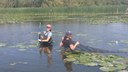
[62, 38, 74, 48]
[43, 31, 52, 37]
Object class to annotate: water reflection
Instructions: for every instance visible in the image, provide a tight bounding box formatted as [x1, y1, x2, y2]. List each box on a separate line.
[39, 45, 53, 68]
[64, 62, 73, 72]
[60, 52, 73, 72]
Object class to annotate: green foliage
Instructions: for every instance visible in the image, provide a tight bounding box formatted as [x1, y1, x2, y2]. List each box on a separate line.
[0, 0, 128, 8]
[63, 51, 128, 72]
[0, 42, 6, 47]
[0, 5, 128, 24]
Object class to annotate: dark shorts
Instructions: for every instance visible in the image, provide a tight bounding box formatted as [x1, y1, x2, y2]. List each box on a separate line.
[39, 42, 53, 48]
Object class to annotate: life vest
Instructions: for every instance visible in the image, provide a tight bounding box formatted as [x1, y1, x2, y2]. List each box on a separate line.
[40, 31, 53, 47]
[62, 36, 73, 49]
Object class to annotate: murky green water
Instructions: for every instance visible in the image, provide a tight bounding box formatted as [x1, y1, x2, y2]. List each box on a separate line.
[0, 21, 128, 72]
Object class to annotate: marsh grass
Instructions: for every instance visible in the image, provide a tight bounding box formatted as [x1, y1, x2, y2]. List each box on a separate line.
[0, 5, 128, 24]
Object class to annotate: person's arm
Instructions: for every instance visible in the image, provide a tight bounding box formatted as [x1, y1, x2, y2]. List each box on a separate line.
[42, 36, 51, 42]
[69, 42, 79, 50]
[38, 32, 52, 42]
[42, 32, 52, 42]
[59, 37, 64, 48]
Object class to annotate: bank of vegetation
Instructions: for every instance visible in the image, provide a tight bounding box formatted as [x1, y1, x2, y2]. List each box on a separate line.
[0, 0, 128, 24]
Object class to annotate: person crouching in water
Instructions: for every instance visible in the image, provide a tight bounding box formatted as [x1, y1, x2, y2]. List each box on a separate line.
[59, 31, 79, 72]
[38, 24, 53, 55]
[59, 31, 79, 51]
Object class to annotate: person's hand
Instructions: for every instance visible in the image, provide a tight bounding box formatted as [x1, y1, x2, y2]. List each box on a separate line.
[76, 41, 80, 45]
[38, 39, 42, 42]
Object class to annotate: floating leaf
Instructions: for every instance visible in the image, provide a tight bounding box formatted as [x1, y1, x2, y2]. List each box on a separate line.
[72, 50, 81, 54]
[76, 34, 87, 36]
[100, 66, 116, 72]
[0, 43, 6, 47]
[18, 62, 28, 64]
[115, 64, 127, 70]
[118, 70, 128, 72]
[18, 49, 27, 51]
[10, 62, 17, 66]
[85, 62, 98, 66]
[64, 52, 72, 55]
[73, 61, 82, 64]
[104, 55, 123, 61]
[118, 48, 128, 52]
[120, 40, 128, 44]
[10, 62, 28, 66]
[64, 58, 76, 62]
[10, 43, 37, 48]
[99, 62, 114, 67]
[66, 55, 75, 58]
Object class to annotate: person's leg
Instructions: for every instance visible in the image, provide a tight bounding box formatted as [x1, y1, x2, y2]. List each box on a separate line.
[44, 47, 52, 67]
[39, 47, 45, 55]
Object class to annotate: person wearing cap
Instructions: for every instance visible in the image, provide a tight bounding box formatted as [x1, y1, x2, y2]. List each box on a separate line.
[59, 31, 79, 51]
[38, 24, 53, 53]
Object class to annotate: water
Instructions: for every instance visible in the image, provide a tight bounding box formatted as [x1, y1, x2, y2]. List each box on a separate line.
[0, 21, 128, 72]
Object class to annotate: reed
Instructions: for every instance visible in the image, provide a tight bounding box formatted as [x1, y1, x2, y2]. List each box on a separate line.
[0, 5, 127, 24]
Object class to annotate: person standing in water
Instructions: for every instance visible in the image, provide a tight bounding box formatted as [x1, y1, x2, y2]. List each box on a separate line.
[59, 31, 79, 51]
[38, 24, 53, 56]
[38, 24, 53, 47]
[59, 31, 79, 72]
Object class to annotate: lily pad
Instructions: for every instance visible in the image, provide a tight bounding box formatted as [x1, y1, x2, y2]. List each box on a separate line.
[118, 48, 128, 52]
[74, 52, 128, 71]
[10, 62, 28, 66]
[10, 62, 17, 66]
[104, 55, 123, 61]
[0, 43, 6, 47]
[120, 40, 128, 44]
[73, 61, 82, 64]
[100, 66, 116, 72]
[99, 62, 114, 67]
[64, 52, 72, 55]
[64, 58, 76, 62]
[62, 50, 128, 72]
[18, 49, 27, 51]
[11, 43, 37, 48]
[115, 64, 127, 70]
[72, 50, 81, 54]
[85, 62, 98, 66]
[66, 55, 75, 58]
[118, 70, 128, 72]
[76, 34, 87, 36]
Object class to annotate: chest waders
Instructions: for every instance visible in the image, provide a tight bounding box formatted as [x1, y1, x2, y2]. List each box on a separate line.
[39, 32, 53, 48]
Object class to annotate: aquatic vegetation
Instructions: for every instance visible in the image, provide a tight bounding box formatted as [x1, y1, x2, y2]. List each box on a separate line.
[118, 70, 128, 72]
[64, 58, 76, 62]
[63, 50, 81, 62]
[118, 48, 128, 52]
[63, 51, 128, 72]
[99, 66, 117, 72]
[0, 5, 128, 24]
[10, 62, 28, 66]
[108, 40, 119, 46]
[85, 62, 99, 66]
[18, 49, 27, 51]
[0, 42, 6, 47]
[99, 63, 127, 71]
[10, 43, 37, 49]
[76, 33, 88, 36]
[9, 40, 39, 49]
[120, 40, 128, 44]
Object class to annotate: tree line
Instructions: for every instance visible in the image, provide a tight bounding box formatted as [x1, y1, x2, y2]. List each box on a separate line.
[0, 0, 128, 8]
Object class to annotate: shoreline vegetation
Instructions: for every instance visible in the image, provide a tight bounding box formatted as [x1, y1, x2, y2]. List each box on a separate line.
[0, 5, 128, 24]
